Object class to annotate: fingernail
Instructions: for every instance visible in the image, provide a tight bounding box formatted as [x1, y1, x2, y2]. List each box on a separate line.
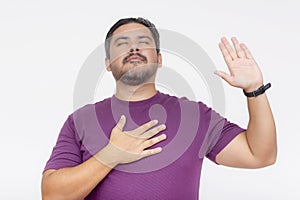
[152, 120, 158, 124]
[157, 147, 162, 152]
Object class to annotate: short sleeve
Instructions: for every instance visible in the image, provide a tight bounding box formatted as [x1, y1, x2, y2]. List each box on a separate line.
[43, 115, 82, 173]
[197, 102, 245, 164]
[205, 120, 245, 164]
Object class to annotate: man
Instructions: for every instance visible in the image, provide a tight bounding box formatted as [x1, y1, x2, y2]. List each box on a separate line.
[42, 17, 277, 200]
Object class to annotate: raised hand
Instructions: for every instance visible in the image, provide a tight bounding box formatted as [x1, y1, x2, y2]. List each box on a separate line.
[214, 37, 263, 92]
[96, 115, 167, 167]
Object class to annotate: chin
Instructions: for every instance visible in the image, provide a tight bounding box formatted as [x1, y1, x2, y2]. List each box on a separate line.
[120, 70, 155, 86]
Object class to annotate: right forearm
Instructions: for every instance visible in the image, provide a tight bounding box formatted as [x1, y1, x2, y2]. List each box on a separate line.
[42, 116, 167, 200]
[42, 145, 118, 200]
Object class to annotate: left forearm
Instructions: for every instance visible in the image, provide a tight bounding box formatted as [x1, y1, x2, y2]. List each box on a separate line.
[245, 93, 277, 163]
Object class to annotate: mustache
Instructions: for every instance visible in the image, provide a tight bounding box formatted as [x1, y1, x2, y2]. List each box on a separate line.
[123, 53, 147, 64]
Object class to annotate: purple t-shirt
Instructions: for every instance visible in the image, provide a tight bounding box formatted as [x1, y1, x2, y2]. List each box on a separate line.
[44, 91, 244, 199]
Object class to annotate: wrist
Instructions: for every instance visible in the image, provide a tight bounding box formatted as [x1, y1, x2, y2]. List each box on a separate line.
[244, 82, 263, 93]
[94, 144, 120, 168]
[243, 83, 271, 98]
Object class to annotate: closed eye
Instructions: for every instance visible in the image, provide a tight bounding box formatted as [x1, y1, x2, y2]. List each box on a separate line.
[116, 42, 128, 46]
[139, 41, 150, 45]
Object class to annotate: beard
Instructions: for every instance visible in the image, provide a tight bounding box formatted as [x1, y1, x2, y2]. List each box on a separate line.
[110, 54, 159, 86]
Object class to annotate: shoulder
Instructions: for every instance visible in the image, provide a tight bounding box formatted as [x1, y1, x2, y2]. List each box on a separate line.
[67, 97, 112, 124]
[72, 97, 111, 114]
[159, 91, 210, 111]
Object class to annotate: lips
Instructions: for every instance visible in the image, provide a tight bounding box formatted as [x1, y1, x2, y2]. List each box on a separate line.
[123, 53, 147, 64]
[127, 55, 145, 62]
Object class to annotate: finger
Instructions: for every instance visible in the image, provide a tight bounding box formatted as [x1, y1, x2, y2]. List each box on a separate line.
[220, 37, 237, 59]
[240, 43, 253, 59]
[142, 124, 166, 139]
[141, 147, 162, 157]
[116, 115, 126, 131]
[219, 42, 233, 65]
[231, 37, 246, 58]
[142, 134, 167, 149]
[131, 120, 158, 135]
[214, 70, 234, 86]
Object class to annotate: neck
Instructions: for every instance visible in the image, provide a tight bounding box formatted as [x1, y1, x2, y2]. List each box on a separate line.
[115, 81, 157, 102]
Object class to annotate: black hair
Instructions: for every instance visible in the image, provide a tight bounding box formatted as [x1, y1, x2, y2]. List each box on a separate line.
[105, 17, 160, 58]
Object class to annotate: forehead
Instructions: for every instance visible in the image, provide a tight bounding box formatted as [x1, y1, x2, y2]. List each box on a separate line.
[111, 23, 153, 40]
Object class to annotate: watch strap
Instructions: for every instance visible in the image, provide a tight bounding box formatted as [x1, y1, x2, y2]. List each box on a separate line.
[243, 83, 271, 97]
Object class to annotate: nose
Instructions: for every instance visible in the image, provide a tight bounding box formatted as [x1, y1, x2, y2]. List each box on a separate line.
[129, 48, 140, 53]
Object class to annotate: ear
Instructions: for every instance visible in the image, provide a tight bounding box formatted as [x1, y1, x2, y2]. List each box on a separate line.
[157, 52, 163, 68]
[105, 57, 111, 71]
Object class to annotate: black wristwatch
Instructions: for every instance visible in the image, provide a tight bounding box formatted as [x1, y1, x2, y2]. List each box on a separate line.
[243, 83, 271, 97]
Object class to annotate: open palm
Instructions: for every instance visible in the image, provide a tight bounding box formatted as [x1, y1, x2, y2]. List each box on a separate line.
[215, 37, 263, 92]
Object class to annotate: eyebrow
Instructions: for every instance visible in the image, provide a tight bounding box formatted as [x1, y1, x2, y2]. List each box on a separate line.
[137, 35, 153, 41]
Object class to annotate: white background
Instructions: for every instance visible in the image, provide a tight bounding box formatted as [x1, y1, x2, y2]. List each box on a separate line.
[1, 0, 299, 199]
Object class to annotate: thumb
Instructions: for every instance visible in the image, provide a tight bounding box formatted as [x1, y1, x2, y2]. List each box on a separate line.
[214, 70, 234, 85]
[116, 115, 126, 131]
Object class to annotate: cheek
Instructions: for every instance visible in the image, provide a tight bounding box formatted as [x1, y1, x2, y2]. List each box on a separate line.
[109, 47, 125, 62]
[146, 52, 159, 63]
[109, 52, 125, 65]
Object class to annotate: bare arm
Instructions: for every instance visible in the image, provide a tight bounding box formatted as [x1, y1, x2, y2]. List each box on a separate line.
[42, 147, 116, 200]
[214, 37, 277, 168]
[42, 116, 167, 200]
